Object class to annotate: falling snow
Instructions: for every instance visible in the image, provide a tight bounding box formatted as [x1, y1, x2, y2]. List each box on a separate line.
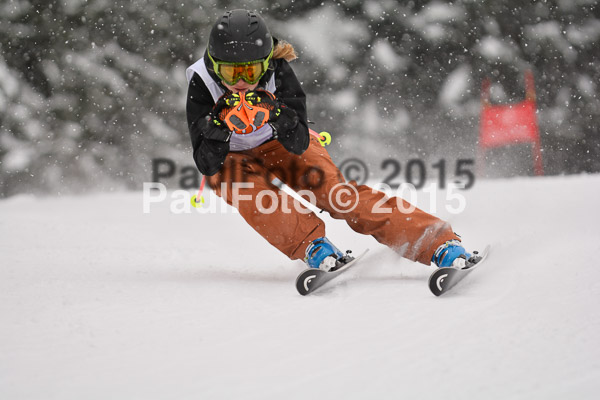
[0, 0, 599, 196]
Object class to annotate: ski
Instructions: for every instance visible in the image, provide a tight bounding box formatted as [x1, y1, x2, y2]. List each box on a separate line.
[296, 249, 369, 296]
[428, 245, 491, 296]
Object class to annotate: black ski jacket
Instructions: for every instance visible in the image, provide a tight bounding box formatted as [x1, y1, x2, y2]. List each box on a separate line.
[186, 51, 310, 176]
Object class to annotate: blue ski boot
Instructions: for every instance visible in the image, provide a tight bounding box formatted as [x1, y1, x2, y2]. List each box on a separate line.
[432, 240, 472, 269]
[305, 237, 346, 272]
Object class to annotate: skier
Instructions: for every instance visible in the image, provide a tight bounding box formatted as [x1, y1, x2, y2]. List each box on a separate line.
[186, 9, 475, 273]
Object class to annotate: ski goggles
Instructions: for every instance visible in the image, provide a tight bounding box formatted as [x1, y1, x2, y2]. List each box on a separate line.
[207, 48, 273, 86]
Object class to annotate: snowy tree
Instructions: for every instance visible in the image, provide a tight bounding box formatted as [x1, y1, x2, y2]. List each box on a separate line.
[1, 0, 599, 196]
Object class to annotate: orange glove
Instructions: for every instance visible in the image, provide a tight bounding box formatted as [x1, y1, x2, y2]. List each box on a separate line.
[247, 89, 299, 137]
[244, 89, 278, 128]
[216, 91, 275, 135]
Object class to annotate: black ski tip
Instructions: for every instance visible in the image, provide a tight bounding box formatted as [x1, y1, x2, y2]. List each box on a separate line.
[295, 249, 370, 296]
[428, 267, 460, 296]
[427, 244, 491, 296]
[295, 269, 326, 296]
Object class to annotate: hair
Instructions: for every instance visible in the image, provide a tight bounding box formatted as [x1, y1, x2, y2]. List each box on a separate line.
[273, 40, 297, 61]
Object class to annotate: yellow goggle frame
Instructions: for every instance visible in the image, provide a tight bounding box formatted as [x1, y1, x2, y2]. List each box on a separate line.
[208, 47, 273, 86]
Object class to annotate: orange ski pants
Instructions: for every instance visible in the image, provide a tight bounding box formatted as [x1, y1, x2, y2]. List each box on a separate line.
[207, 136, 459, 264]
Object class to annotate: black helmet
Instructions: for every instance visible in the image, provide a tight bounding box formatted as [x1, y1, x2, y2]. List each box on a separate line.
[208, 9, 273, 63]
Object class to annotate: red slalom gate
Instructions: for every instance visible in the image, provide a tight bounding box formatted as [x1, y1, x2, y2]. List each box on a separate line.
[478, 70, 544, 176]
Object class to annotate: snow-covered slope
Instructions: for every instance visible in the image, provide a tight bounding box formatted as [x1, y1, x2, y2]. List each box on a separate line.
[1, 175, 599, 399]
